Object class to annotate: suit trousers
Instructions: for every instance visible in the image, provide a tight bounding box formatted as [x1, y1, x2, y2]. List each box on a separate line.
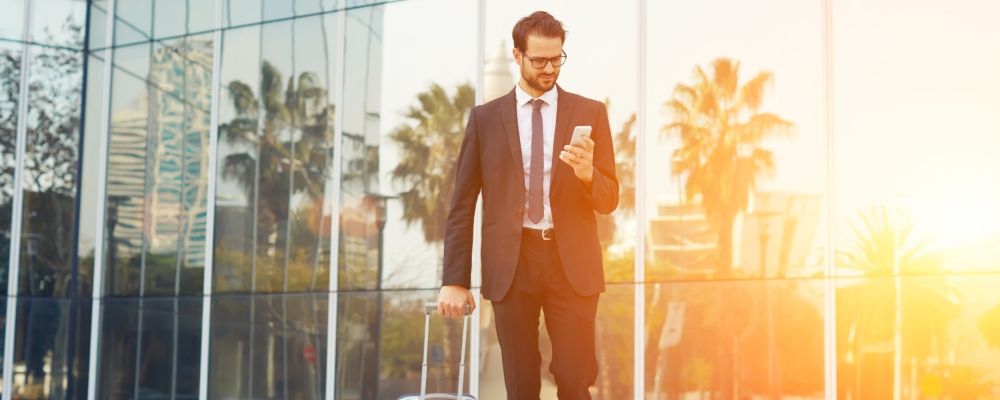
[491, 231, 600, 399]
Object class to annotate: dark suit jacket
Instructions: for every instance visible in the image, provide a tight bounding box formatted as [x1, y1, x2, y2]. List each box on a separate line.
[442, 85, 619, 301]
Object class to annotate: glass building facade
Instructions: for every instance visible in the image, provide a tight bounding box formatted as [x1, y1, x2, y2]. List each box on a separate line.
[1, 0, 999, 398]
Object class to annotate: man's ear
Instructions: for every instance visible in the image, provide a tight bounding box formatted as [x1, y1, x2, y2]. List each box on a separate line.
[512, 48, 522, 66]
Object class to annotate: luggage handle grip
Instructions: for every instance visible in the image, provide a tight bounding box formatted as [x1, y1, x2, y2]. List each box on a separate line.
[424, 302, 471, 316]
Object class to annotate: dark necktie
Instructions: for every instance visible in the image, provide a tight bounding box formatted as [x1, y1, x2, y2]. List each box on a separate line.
[528, 98, 544, 224]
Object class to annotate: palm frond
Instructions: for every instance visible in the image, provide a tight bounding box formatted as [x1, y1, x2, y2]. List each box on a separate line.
[738, 71, 774, 110]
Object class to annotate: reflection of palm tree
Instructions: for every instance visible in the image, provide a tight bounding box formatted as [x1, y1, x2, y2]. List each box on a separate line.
[663, 58, 792, 275]
[388, 82, 473, 386]
[216, 61, 333, 399]
[218, 61, 333, 288]
[838, 206, 959, 399]
[388, 82, 474, 248]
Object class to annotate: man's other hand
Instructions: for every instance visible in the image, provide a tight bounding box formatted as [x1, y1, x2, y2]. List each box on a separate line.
[437, 285, 476, 318]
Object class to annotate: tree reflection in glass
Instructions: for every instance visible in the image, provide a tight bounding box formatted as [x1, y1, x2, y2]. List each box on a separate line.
[216, 62, 334, 293]
[663, 58, 793, 277]
[837, 205, 960, 399]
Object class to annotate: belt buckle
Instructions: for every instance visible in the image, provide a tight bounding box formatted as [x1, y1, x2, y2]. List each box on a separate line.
[541, 228, 554, 241]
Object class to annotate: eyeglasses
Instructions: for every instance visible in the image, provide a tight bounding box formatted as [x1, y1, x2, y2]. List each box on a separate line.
[524, 51, 567, 69]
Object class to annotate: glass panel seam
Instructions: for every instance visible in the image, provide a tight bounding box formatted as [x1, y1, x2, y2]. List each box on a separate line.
[2, 0, 33, 398]
[822, 0, 837, 397]
[87, 0, 118, 397]
[634, 0, 647, 398]
[325, 5, 348, 399]
[198, 0, 225, 398]
[469, 0, 486, 396]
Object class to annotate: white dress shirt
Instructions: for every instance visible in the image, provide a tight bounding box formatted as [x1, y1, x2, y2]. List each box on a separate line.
[514, 83, 558, 230]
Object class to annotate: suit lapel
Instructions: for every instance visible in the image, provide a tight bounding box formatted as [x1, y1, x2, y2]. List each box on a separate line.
[499, 89, 525, 201]
[550, 85, 575, 198]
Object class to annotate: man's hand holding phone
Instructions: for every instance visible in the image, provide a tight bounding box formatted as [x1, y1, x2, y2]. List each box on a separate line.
[560, 125, 594, 184]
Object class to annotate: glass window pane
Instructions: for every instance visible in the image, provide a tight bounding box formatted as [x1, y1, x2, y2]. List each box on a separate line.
[338, 2, 383, 291]
[645, 0, 827, 282]
[836, 274, 1000, 399]
[345, 0, 379, 8]
[264, 0, 294, 21]
[833, 1, 1000, 395]
[12, 298, 92, 398]
[0, 42, 21, 297]
[334, 290, 477, 398]
[30, 0, 86, 49]
[154, 0, 217, 39]
[96, 297, 201, 398]
[295, 0, 324, 16]
[213, 24, 262, 294]
[187, 0, 217, 35]
[151, 34, 214, 296]
[104, 42, 151, 297]
[223, 0, 262, 28]
[76, 53, 107, 297]
[213, 12, 339, 295]
[339, 0, 476, 291]
[253, 20, 295, 293]
[18, 45, 83, 298]
[102, 34, 214, 297]
[114, 0, 152, 48]
[88, 0, 109, 50]
[0, 0, 23, 41]
[153, 0, 190, 39]
[834, 0, 1000, 275]
[285, 15, 337, 292]
[646, 279, 825, 398]
[208, 293, 328, 398]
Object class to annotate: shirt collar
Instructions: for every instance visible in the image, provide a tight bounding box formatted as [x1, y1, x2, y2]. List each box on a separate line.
[515, 82, 558, 108]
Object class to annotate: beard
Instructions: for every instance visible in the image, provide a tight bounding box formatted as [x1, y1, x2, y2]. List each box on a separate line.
[522, 65, 558, 93]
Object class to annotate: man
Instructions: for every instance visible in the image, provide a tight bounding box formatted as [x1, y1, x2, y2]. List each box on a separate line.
[437, 11, 618, 399]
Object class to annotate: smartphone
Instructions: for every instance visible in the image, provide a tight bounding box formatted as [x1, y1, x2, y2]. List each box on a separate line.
[570, 125, 592, 147]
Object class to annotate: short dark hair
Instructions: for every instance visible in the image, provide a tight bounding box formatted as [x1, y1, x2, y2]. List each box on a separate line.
[512, 11, 566, 53]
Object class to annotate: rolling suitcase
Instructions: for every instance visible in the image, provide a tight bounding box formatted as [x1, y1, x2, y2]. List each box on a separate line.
[397, 302, 476, 400]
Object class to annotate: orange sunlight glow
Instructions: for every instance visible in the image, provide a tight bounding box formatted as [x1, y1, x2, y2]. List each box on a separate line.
[899, 175, 1000, 251]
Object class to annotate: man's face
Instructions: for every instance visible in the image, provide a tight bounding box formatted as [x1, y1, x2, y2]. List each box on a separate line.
[514, 34, 563, 94]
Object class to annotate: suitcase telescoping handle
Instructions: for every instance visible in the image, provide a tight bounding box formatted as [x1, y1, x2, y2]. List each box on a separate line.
[423, 303, 471, 315]
[420, 302, 472, 400]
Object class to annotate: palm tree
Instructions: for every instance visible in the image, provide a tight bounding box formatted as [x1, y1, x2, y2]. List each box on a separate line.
[838, 205, 960, 399]
[663, 58, 792, 275]
[388, 82, 474, 248]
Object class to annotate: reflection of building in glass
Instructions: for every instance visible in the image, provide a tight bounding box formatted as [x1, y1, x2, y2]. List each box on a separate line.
[648, 201, 717, 274]
[107, 93, 152, 271]
[148, 39, 214, 269]
[738, 192, 822, 276]
[648, 192, 821, 276]
[107, 39, 213, 273]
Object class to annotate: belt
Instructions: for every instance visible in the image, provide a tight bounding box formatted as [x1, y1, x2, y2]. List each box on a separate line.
[522, 227, 556, 241]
